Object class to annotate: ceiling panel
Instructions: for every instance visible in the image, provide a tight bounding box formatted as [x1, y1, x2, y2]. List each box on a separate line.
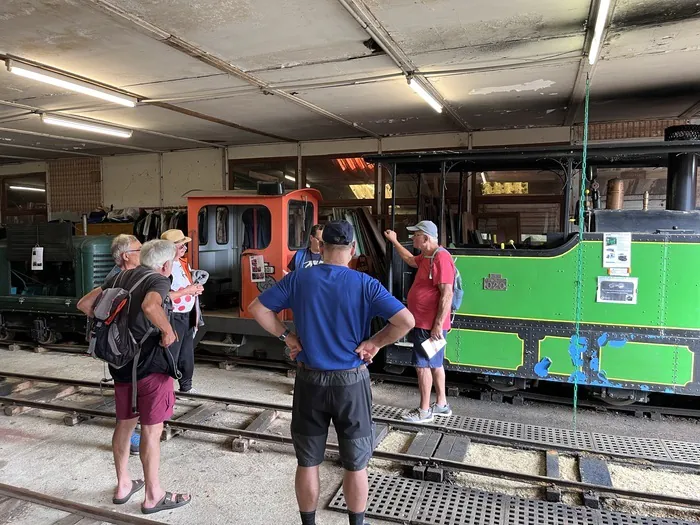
[296, 79, 454, 136]
[583, 95, 699, 123]
[602, 20, 700, 61]
[611, 0, 700, 28]
[592, 51, 700, 97]
[368, 0, 589, 54]
[412, 38, 583, 71]
[0, 0, 219, 87]
[179, 93, 367, 141]
[107, 0, 373, 71]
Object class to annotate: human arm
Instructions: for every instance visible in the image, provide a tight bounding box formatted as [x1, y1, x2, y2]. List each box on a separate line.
[431, 283, 454, 340]
[169, 284, 204, 300]
[142, 291, 177, 347]
[383, 230, 418, 268]
[248, 298, 302, 358]
[76, 287, 102, 317]
[356, 308, 415, 364]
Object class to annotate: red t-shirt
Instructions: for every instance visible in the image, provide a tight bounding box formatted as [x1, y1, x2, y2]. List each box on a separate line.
[407, 249, 456, 331]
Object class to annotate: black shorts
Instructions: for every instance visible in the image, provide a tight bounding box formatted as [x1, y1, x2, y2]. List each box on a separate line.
[291, 365, 374, 471]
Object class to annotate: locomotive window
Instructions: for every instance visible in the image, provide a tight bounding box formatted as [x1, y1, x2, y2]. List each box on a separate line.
[198, 208, 208, 245]
[216, 206, 229, 245]
[288, 200, 314, 250]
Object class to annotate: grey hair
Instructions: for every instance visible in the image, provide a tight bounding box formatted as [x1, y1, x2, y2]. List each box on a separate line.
[140, 240, 177, 271]
[111, 234, 138, 266]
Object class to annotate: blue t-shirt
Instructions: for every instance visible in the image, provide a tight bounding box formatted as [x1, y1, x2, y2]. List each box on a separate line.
[258, 264, 405, 371]
[288, 249, 323, 271]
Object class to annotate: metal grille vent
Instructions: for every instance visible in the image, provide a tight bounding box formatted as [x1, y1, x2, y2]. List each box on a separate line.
[371, 405, 700, 465]
[330, 474, 699, 525]
[91, 253, 114, 288]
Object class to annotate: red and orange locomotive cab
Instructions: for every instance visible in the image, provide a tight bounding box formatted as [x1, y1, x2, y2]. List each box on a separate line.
[185, 187, 320, 359]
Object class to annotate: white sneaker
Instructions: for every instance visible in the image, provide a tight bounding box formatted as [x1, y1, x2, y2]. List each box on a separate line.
[402, 407, 434, 423]
[431, 402, 452, 417]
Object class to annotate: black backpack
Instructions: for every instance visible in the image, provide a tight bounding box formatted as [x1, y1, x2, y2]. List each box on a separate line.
[88, 270, 156, 411]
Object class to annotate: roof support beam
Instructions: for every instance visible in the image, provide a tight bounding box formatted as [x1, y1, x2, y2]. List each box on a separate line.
[563, 0, 617, 126]
[0, 142, 98, 157]
[679, 101, 700, 119]
[0, 154, 43, 161]
[336, 0, 471, 131]
[83, 0, 381, 139]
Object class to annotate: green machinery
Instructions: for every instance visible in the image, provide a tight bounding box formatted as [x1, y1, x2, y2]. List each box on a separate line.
[371, 128, 700, 401]
[0, 223, 112, 343]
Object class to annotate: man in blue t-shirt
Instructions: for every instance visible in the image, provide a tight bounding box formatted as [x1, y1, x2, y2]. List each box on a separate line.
[249, 221, 415, 525]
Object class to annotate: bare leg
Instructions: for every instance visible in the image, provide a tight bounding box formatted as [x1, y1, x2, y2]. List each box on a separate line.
[141, 423, 171, 507]
[295, 465, 320, 512]
[416, 367, 433, 411]
[431, 367, 447, 407]
[343, 468, 369, 513]
[113, 418, 139, 500]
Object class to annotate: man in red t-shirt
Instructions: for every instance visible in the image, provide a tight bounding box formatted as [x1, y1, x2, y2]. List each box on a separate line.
[384, 220, 455, 423]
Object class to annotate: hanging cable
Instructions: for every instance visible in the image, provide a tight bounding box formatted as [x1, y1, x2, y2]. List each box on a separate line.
[572, 75, 591, 432]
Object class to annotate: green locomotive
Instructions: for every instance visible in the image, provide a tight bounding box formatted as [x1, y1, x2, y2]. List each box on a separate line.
[372, 126, 700, 401]
[0, 223, 112, 344]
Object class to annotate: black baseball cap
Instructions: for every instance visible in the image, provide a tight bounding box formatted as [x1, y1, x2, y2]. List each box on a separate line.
[322, 220, 354, 245]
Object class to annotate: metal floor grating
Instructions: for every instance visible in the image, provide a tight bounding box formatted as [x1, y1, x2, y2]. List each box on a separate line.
[372, 405, 700, 465]
[329, 473, 699, 525]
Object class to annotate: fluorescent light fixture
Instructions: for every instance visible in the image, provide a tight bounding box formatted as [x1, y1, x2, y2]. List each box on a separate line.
[408, 77, 443, 113]
[588, 0, 611, 65]
[41, 114, 133, 138]
[284, 175, 296, 182]
[6, 59, 137, 107]
[9, 185, 45, 192]
[480, 172, 487, 184]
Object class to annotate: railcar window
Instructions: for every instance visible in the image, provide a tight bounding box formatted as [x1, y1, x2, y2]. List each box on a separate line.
[216, 206, 229, 245]
[198, 208, 208, 245]
[288, 200, 314, 250]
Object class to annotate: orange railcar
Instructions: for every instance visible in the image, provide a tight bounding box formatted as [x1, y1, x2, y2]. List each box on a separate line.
[185, 188, 320, 357]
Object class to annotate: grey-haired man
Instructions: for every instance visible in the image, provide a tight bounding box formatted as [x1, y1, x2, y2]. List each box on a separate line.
[384, 220, 455, 423]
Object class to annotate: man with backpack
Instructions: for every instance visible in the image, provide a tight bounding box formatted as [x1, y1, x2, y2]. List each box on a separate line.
[77, 239, 191, 515]
[384, 220, 455, 423]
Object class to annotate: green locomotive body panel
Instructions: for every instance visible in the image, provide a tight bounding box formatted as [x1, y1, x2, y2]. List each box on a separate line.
[435, 234, 700, 395]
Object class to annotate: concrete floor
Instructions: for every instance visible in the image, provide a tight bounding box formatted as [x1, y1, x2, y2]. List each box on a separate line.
[1, 348, 699, 525]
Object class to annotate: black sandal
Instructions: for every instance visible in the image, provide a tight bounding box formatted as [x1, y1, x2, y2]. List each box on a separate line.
[112, 479, 144, 505]
[141, 491, 191, 514]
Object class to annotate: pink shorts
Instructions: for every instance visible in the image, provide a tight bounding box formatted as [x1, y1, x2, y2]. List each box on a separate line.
[114, 373, 175, 425]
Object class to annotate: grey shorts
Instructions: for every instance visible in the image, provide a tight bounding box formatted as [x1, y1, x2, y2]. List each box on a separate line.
[291, 364, 374, 471]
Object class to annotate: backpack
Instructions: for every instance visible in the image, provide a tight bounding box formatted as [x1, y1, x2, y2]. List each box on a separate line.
[429, 248, 464, 314]
[88, 270, 156, 412]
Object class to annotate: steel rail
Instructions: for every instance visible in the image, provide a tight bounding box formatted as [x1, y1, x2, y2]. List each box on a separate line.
[1, 395, 700, 509]
[1, 370, 698, 471]
[0, 483, 165, 524]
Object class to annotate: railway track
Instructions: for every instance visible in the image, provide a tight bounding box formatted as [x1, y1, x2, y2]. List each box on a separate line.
[1, 369, 700, 514]
[4, 340, 700, 421]
[0, 483, 163, 525]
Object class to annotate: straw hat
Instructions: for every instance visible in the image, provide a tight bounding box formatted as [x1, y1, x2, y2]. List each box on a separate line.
[161, 229, 192, 244]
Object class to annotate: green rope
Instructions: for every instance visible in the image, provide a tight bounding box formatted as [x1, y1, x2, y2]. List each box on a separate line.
[572, 75, 591, 432]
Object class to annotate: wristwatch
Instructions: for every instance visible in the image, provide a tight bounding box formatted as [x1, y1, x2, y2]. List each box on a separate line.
[278, 328, 291, 341]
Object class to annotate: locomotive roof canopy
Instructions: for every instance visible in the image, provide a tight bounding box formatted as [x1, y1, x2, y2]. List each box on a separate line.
[365, 140, 700, 172]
